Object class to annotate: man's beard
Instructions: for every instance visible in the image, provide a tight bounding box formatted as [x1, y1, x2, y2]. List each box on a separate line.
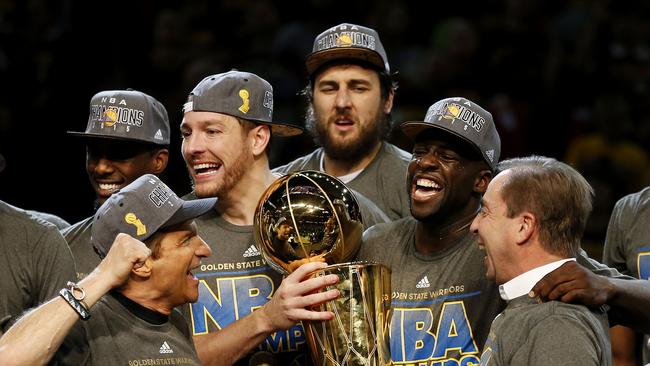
[191, 145, 252, 199]
[305, 105, 390, 161]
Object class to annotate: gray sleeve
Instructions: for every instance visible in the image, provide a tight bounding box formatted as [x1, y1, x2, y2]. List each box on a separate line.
[576, 248, 633, 280]
[509, 316, 605, 366]
[26, 210, 71, 230]
[602, 198, 632, 275]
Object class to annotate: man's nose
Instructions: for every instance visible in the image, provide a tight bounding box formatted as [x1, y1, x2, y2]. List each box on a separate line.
[335, 88, 352, 109]
[91, 156, 115, 174]
[197, 239, 212, 258]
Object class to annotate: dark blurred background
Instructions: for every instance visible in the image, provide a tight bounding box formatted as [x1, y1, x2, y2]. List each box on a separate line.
[1, 0, 649, 259]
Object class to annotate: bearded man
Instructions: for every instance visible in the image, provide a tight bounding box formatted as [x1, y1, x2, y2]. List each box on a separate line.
[274, 22, 411, 220]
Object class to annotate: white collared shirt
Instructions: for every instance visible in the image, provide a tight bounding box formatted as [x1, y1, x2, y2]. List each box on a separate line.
[499, 258, 576, 301]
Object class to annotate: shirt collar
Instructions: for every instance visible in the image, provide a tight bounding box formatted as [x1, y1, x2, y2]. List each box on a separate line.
[110, 290, 169, 325]
[499, 258, 576, 301]
[319, 153, 363, 183]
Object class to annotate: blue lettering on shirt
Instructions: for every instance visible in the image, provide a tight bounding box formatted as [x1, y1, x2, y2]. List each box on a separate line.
[189, 272, 306, 353]
[390, 300, 479, 365]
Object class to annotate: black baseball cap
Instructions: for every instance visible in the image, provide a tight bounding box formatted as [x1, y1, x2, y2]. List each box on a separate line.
[91, 174, 216, 258]
[68, 89, 170, 145]
[306, 23, 390, 76]
[183, 70, 303, 137]
[401, 97, 501, 171]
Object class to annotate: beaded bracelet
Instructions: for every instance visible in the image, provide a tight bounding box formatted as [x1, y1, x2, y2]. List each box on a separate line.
[59, 281, 91, 320]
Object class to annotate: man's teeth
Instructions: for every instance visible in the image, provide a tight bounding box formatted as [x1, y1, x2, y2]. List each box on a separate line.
[193, 163, 220, 170]
[98, 183, 120, 191]
[416, 179, 440, 189]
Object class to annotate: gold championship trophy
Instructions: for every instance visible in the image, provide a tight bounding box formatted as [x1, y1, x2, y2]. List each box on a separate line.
[254, 171, 392, 366]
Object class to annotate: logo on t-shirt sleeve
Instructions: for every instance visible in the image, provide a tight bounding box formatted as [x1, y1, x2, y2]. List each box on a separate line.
[637, 248, 650, 279]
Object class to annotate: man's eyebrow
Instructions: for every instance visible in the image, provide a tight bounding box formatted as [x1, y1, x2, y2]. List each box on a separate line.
[347, 78, 372, 86]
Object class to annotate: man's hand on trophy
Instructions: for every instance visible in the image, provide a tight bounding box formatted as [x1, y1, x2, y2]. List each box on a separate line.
[259, 261, 340, 331]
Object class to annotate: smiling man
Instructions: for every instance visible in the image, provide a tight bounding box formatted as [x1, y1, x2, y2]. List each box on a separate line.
[0, 174, 217, 365]
[273, 22, 411, 220]
[471, 156, 611, 365]
[179, 70, 357, 366]
[64, 89, 170, 279]
[356, 97, 502, 365]
[356, 97, 650, 365]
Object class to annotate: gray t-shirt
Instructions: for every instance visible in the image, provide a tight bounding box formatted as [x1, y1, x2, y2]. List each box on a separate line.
[62, 216, 99, 280]
[273, 142, 411, 220]
[180, 210, 311, 366]
[61, 291, 200, 365]
[356, 217, 504, 365]
[479, 295, 611, 366]
[0, 200, 76, 334]
[603, 186, 650, 363]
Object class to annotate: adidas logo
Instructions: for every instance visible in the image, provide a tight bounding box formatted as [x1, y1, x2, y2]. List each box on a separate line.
[485, 149, 495, 162]
[159, 341, 173, 354]
[416, 276, 430, 289]
[154, 129, 164, 140]
[243, 245, 261, 258]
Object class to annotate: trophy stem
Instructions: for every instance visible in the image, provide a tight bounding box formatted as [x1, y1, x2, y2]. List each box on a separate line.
[304, 262, 391, 366]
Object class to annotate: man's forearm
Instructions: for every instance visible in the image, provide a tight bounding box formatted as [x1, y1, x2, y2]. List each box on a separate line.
[608, 277, 650, 332]
[0, 297, 80, 366]
[0, 272, 113, 366]
[610, 325, 637, 366]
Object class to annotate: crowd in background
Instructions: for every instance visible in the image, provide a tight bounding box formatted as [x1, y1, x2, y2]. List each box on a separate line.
[1, 0, 649, 259]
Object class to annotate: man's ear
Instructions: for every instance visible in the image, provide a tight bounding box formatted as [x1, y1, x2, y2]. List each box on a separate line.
[250, 125, 271, 156]
[132, 257, 154, 279]
[515, 212, 535, 245]
[151, 149, 169, 174]
[474, 169, 492, 194]
[383, 89, 395, 114]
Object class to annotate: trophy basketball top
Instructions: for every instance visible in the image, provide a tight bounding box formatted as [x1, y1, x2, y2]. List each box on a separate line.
[254, 170, 364, 275]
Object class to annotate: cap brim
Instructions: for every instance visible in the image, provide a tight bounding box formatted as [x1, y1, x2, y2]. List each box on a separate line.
[401, 121, 484, 159]
[306, 48, 385, 75]
[268, 123, 304, 137]
[236, 119, 303, 137]
[400, 122, 439, 141]
[66, 131, 168, 145]
[163, 197, 217, 229]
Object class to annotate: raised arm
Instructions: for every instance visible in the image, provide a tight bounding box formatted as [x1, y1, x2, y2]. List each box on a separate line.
[194, 261, 340, 366]
[0, 234, 151, 366]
